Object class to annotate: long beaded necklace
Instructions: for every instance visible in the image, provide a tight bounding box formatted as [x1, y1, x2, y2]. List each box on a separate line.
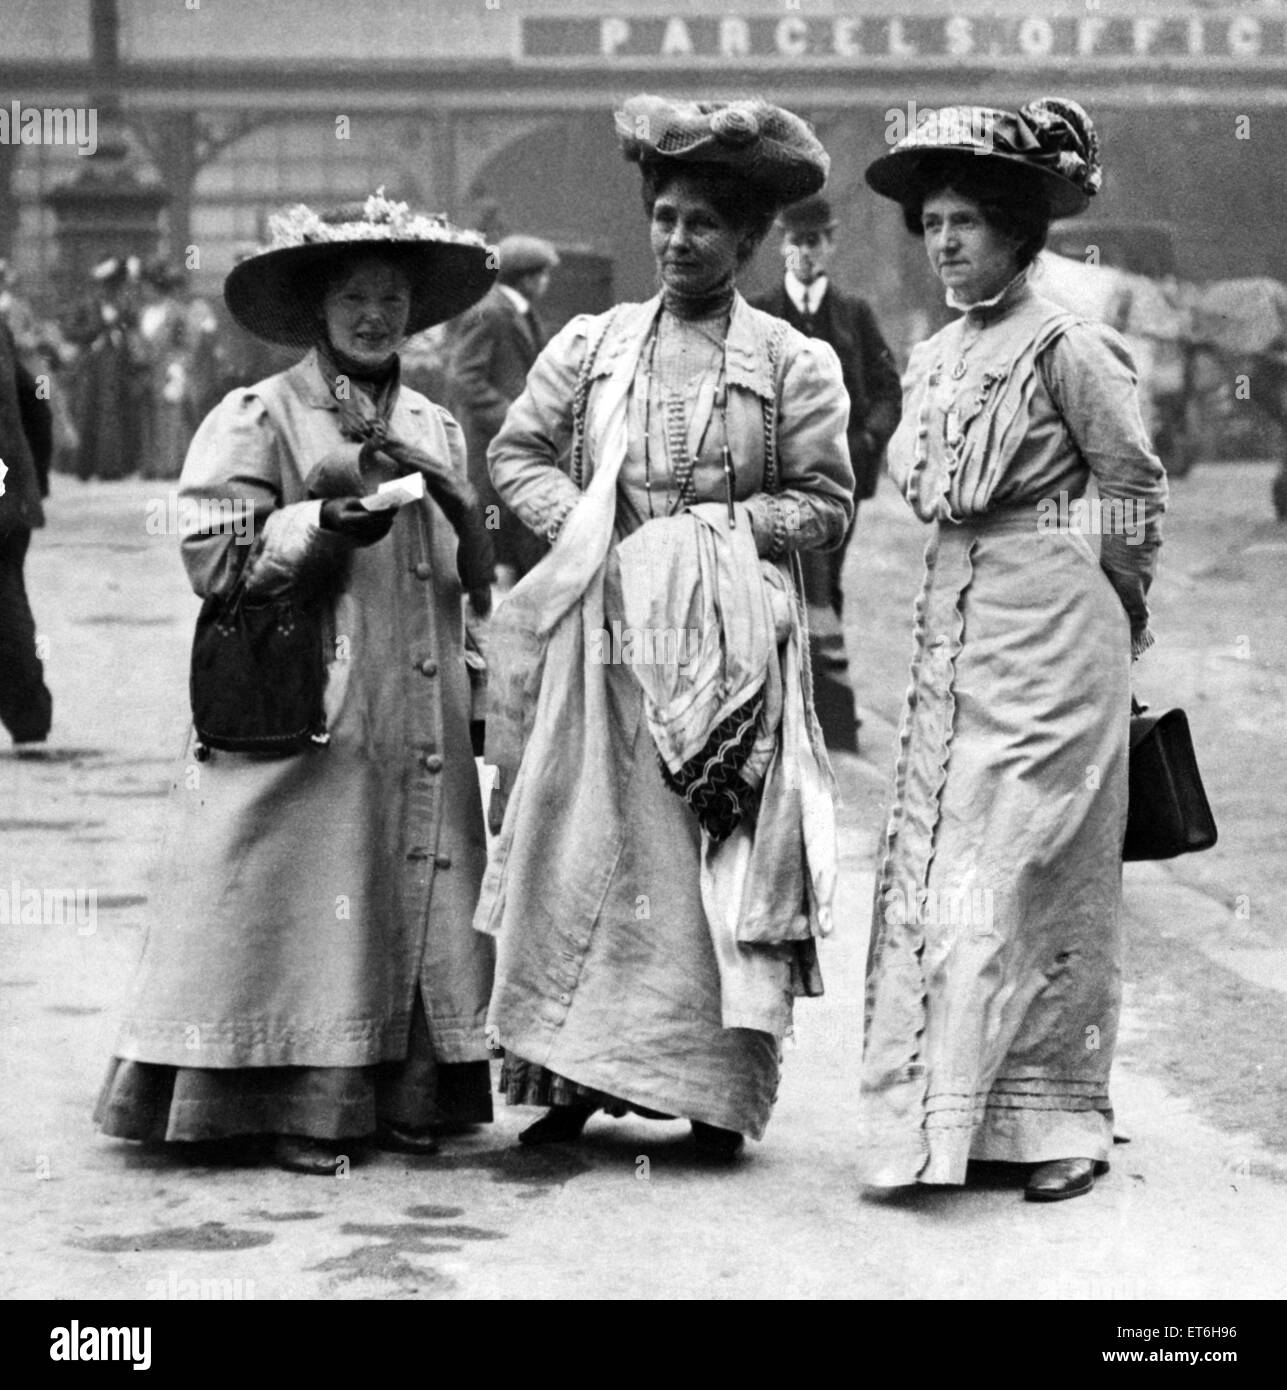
[640, 310, 735, 525]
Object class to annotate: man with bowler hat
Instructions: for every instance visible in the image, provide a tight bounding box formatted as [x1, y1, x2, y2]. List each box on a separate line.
[451, 234, 560, 585]
[753, 194, 900, 751]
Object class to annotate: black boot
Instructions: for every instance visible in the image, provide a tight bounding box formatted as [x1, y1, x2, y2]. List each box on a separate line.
[518, 1105, 596, 1146]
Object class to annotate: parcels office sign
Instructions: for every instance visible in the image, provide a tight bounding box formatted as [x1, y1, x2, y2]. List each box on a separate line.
[521, 14, 1287, 64]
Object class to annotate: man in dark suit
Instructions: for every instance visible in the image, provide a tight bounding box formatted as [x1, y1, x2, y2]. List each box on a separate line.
[752, 195, 901, 751]
[0, 315, 54, 751]
[450, 234, 559, 585]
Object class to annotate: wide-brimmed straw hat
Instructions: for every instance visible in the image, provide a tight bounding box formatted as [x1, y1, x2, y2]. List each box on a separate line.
[864, 98, 1101, 219]
[225, 190, 496, 349]
[615, 95, 829, 208]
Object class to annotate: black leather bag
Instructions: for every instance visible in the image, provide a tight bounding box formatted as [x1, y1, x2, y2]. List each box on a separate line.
[190, 580, 329, 758]
[1123, 699, 1217, 861]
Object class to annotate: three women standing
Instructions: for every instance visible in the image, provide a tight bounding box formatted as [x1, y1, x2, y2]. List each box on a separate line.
[96, 96, 1167, 1199]
[857, 101, 1167, 1200]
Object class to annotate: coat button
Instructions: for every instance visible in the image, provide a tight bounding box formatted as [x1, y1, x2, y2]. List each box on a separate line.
[423, 753, 443, 773]
[420, 659, 438, 677]
[559, 992, 572, 1005]
[414, 561, 433, 580]
[434, 852, 452, 870]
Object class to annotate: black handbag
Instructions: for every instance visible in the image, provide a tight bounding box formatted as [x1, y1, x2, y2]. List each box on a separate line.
[1123, 698, 1217, 861]
[189, 578, 329, 758]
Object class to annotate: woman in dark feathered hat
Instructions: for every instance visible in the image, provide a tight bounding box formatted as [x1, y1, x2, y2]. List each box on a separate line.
[477, 97, 854, 1159]
[95, 193, 501, 1173]
[858, 100, 1169, 1201]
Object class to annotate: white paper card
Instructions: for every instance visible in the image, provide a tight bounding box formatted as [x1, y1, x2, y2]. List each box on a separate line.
[360, 471, 427, 511]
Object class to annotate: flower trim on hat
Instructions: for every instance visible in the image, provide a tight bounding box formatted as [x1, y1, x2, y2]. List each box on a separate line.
[263, 187, 490, 253]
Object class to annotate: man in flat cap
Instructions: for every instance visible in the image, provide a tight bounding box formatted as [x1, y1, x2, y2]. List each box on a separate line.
[450, 233, 560, 585]
[752, 194, 901, 752]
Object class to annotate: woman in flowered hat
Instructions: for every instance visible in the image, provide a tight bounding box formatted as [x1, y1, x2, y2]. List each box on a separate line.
[477, 97, 854, 1158]
[859, 100, 1168, 1200]
[95, 193, 500, 1173]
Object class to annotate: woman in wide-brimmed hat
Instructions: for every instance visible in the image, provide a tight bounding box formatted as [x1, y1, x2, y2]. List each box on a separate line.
[476, 97, 854, 1158]
[858, 100, 1168, 1201]
[95, 192, 500, 1173]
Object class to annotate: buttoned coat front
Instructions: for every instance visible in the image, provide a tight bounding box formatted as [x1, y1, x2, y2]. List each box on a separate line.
[111, 351, 494, 1070]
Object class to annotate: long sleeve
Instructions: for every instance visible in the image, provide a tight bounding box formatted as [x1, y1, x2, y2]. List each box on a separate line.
[853, 300, 902, 453]
[486, 314, 590, 539]
[1041, 322, 1168, 653]
[744, 334, 855, 556]
[450, 298, 511, 436]
[178, 390, 354, 601]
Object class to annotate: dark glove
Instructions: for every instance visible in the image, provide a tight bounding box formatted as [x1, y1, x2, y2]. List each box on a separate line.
[375, 439, 495, 610]
[319, 497, 397, 546]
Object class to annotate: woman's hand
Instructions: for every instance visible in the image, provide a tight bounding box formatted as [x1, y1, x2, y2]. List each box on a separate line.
[374, 439, 496, 609]
[319, 497, 396, 546]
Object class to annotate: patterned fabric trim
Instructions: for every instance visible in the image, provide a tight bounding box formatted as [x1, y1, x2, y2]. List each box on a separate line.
[657, 691, 764, 843]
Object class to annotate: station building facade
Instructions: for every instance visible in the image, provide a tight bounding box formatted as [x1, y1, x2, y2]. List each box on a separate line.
[2, 0, 1284, 349]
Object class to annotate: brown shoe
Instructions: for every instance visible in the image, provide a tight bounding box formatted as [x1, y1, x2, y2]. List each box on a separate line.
[274, 1135, 348, 1176]
[1024, 1157, 1109, 1202]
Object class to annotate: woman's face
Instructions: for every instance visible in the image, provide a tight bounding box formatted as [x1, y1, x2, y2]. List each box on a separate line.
[321, 258, 412, 369]
[650, 178, 744, 297]
[920, 190, 1022, 304]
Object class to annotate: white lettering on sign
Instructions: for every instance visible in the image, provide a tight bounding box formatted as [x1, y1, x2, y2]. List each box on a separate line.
[1132, 18, 1161, 55]
[543, 14, 1287, 66]
[600, 18, 630, 57]
[1018, 17, 1055, 56]
[1229, 16, 1262, 57]
[833, 18, 862, 59]
[661, 17, 692, 57]
[720, 17, 750, 59]
[889, 19, 918, 58]
[1079, 18, 1108, 56]
[776, 16, 808, 56]
[945, 16, 974, 58]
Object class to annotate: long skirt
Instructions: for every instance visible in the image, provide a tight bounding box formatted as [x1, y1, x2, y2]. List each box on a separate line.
[857, 512, 1130, 1185]
[95, 993, 491, 1143]
[488, 671, 789, 1141]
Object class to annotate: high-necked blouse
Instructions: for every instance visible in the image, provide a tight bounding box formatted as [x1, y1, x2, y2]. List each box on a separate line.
[885, 272, 1168, 651]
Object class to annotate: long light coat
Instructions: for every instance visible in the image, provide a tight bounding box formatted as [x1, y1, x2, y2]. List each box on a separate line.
[111, 350, 494, 1070]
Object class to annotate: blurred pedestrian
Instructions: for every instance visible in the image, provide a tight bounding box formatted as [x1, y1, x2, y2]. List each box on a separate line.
[95, 193, 499, 1174]
[0, 314, 53, 751]
[858, 98, 1167, 1201]
[67, 255, 149, 480]
[479, 96, 853, 1159]
[138, 257, 217, 480]
[451, 233, 560, 585]
[752, 195, 901, 750]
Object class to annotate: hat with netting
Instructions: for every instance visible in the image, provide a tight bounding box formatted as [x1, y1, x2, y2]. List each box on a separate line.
[615, 95, 829, 208]
[224, 189, 497, 349]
